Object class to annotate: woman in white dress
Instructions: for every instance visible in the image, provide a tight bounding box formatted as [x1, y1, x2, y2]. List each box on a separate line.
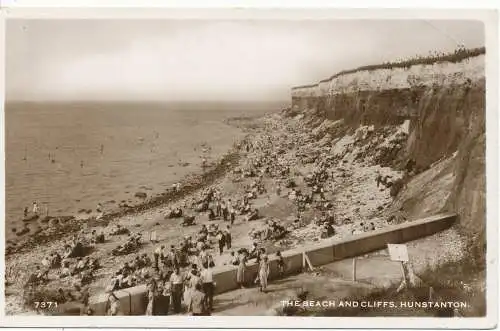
[184, 269, 200, 313]
[258, 255, 270, 293]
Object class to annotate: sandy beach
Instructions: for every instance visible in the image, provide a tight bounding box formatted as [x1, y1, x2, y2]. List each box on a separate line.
[5, 107, 416, 315]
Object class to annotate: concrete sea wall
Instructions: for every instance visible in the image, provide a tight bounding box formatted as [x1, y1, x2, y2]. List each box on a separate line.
[89, 212, 456, 315]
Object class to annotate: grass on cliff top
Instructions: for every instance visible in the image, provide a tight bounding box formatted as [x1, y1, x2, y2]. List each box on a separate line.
[293, 46, 486, 89]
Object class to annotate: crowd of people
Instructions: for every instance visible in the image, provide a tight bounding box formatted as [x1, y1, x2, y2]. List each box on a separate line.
[25, 229, 107, 290]
[22, 115, 400, 316]
[101, 235, 285, 316]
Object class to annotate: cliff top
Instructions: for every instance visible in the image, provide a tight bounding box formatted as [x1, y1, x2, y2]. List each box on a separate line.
[292, 47, 485, 90]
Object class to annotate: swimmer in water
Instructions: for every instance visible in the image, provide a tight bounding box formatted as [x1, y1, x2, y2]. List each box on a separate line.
[100, 144, 104, 155]
[81, 161, 84, 168]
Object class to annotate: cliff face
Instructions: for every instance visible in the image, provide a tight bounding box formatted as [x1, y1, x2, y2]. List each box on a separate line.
[290, 51, 486, 250]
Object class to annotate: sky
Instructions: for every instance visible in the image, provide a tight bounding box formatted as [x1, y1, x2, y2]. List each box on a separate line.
[6, 19, 485, 102]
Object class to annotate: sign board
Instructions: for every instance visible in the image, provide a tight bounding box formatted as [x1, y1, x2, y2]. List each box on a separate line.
[387, 244, 409, 262]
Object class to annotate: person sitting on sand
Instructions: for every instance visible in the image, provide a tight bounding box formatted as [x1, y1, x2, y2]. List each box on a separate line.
[121, 271, 133, 289]
[56, 288, 68, 304]
[142, 253, 152, 266]
[60, 262, 71, 278]
[41, 256, 50, 268]
[246, 208, 259, 222]
[35, 265, 49, 283]
[80, 270, 93, 286]
[50, 252, 62, 269]
[75, 257, 86, 273]
[62, 244, 73, 259]
[196, 239, 205, 252]
[229, 251, 239, 266]
[89, 258, 101, 271]
[181, 215, 195, 226]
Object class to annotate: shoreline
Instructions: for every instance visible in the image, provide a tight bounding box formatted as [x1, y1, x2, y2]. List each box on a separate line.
[6, 130, 253, 258]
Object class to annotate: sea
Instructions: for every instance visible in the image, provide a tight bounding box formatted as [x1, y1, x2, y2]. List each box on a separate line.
[5, 101, 278, 241]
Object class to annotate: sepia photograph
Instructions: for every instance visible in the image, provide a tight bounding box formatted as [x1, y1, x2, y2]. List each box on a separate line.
[1, 6, 497, 329]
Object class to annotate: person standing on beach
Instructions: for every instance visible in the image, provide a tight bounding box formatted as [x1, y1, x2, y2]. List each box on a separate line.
[228, 199, 236, 225]
[221, 200, 228, 222]
[153, 245, 162, 271]
[215, 199, 221, 218]
[157, 278, 171, 315]
[184, 268, 201, 312]
[258, 255, 270, 293]
[276, 251, 285, 279]
[236, 252, 247, 289]
[169, 267, 184, 314]
[217, 231, 225, 255]
[200, 263, 215, 313]
[376, 172, 382, 188]
[145, 278, 157, 315]
[32, 201, 39, 215]
[106, 292, 121, 316]
[224, 226, 232, 250]
[189, 283, 207, 316]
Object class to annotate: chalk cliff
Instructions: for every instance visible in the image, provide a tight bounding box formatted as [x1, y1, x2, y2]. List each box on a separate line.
[290, 48, 486, 255]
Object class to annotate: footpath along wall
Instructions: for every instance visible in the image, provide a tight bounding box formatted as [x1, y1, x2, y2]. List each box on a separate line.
[89, 212, 457, 315]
